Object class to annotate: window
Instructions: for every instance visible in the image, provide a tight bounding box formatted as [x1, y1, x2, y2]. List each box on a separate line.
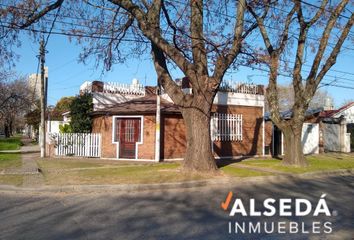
[211, 113, 242, 141]
[114, 118, 141, 143]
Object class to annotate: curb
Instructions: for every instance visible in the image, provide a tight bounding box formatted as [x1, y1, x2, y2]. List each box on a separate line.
[0, 169, 353, 194]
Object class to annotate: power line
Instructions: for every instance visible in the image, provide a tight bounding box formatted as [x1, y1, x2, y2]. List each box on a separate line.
[2, 22, 352, 88]
[229, 63, 354, 90]
[1, 1, 354, 51]
[299, 0, 352, 20]
[166, 0, 354, 51]
[276, 60, 354, 83]
[0, 23, 149, 43]
[1, 2, 353, 88]
[2, 17, 354, 78]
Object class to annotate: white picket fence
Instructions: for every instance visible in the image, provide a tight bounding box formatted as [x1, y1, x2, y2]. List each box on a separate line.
[54, 133, 101, 157]
[211, 113, 243, 141]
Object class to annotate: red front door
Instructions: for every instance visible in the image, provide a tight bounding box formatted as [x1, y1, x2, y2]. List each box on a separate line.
[118, 118, 140, 159]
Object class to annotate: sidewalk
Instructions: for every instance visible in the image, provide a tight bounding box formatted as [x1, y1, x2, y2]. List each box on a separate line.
[1, 136, 44, 187]
[0, 169, 352, 194]
[0, 138, 40, 154]
[20, 137, 44, 186]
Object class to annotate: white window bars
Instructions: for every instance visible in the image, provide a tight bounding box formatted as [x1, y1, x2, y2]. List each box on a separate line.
[103, 82, 145, 95]
[211, 113, 242, 141]
[219, 81, 259, 95]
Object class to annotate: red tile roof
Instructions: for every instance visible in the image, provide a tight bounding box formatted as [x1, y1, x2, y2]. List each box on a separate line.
[319, 102, 354, 118]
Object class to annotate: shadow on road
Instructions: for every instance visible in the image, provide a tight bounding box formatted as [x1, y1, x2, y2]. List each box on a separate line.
[0, 175, 353, 240]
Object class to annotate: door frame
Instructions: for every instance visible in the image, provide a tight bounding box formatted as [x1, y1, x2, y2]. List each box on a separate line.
[112, 115, 144, 160]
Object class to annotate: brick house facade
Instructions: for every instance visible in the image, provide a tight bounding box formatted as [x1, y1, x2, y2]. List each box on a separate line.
[86, 79, 266, 161]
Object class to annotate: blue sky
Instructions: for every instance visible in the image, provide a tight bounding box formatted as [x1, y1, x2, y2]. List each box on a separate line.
[14, 33, 354, 108]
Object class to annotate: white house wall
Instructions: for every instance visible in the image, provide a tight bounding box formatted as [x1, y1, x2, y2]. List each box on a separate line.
[333, 105, 354, 123]
[213, 92, 264, 107]
[46, 121, 65, 134]
[276, 123, 320, 155]
[301, 123, 319, 154]
[93, 92, 143, 110]
[161, 92, 265, 107]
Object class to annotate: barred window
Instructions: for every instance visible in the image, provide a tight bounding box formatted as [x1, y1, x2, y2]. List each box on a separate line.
[114, 118, 141, 143]
[211, 113, 242, 141]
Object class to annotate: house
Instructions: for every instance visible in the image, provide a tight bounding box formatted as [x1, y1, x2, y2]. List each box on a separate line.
[320, 101, 354, 152]
[264, 108, 323, 156]
[264, 102, 353, 156]
[84, 78, 266, 161]
[46, 112, 71, 134]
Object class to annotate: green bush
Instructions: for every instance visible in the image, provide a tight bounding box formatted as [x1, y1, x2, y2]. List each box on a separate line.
[69, 93, 93, 133]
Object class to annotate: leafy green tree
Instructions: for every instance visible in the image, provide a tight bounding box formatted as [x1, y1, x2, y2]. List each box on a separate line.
[50, 96, 75, 121]
[59, 124, 72, 133]
[69, 93, 93, 133]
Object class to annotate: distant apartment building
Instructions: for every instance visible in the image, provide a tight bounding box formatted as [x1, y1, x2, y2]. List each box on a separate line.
[28, 66, 48, 100]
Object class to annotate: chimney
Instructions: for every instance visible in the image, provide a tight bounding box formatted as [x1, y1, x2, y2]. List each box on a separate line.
[92, 81, 104, 92]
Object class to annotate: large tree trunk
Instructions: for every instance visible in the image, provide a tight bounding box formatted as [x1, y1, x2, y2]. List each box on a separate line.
[181, 108, 217, 172]
[281, 122, 308, 167]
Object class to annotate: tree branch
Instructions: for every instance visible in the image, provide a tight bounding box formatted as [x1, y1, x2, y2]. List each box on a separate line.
[278, 6, 296, 54]
[190, 0, 208, 76]
[108, 0, 195, 77]
[306, 0, 350, 83]
[151, 42, 192, 107]
[248, 2, 273, 54]
[307, 0, 329, 26]
[161, 1, 189, 60]
[309, 12, 354, 96]
[18, 0, 64, 29]
[213, 0, 247, 81]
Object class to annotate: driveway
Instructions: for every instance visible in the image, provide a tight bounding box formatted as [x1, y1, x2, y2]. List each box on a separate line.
[0, 174, 353, 240]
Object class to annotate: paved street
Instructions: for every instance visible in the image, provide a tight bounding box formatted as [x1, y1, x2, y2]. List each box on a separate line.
[0, 174, 353, 240]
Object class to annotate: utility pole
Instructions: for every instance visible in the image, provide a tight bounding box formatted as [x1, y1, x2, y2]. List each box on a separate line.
[39, 38, 47, 158]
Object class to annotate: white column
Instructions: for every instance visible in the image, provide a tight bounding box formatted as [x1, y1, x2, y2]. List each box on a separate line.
[155, 94, 161, 162]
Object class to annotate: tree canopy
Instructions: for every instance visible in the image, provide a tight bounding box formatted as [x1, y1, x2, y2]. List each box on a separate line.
[69, 93, 93, 133]
[50, 96, 75, 121]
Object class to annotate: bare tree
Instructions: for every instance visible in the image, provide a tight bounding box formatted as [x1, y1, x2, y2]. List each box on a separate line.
[248, 0, 353, 166]
[0, 0, 262, 172]
[0, 75, 32, 137]
[265, 84, 334, 112]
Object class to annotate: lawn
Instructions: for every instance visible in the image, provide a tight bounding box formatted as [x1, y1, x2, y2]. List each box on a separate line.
[37, 158, 274, 185]
[36, 153, 354, 185]
[0, 153, 22, 186]
[0, 153, 22, 170]
[38, 161, 207, 185]
[37, 159, 107, 170]
[0, 136, 23, 151]
[0, 175, 23, 186]
[240, 153, 354, 174]
[220, 165, 272, 177]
